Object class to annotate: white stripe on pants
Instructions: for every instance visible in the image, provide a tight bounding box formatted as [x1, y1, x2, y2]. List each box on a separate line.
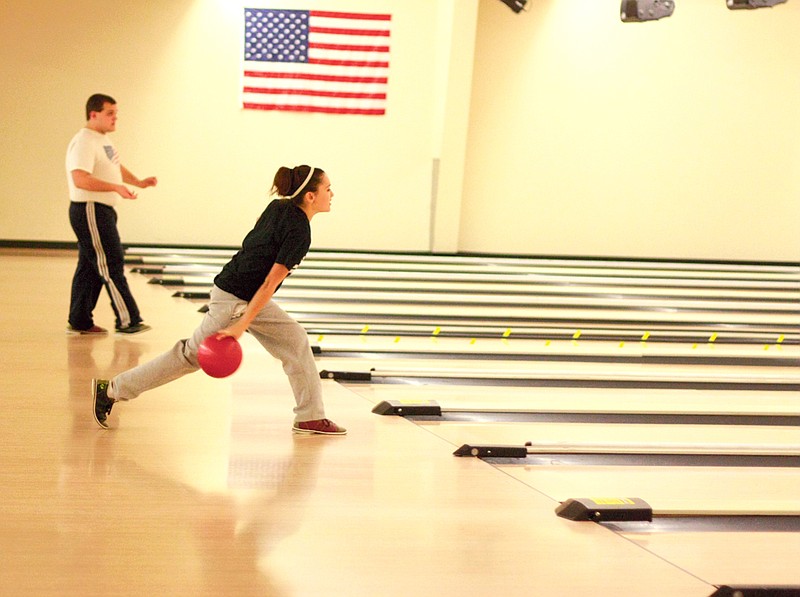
[110, 286, 326, 422]
[86, 202, 131, 328]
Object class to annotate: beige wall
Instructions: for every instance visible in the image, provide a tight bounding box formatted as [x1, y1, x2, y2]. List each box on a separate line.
[1, 0, 798, 261]
[0, 0, 457, 250]
[462, 0, 800, 261]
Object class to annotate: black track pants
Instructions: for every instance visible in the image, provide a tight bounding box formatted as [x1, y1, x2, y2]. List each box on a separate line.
[68, 202, 142, 330]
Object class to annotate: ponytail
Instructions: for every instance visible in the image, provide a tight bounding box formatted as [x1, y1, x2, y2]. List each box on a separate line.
[271, 165, 325, 206]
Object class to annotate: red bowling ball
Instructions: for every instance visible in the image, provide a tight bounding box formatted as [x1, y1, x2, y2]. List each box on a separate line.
[197, 334, 243, 378]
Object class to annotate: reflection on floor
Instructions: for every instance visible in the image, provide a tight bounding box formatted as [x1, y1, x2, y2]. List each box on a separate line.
[1, 247, 798, 596]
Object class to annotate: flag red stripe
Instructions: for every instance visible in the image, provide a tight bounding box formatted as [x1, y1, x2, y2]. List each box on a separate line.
[245, 70, 388, 84]
[244, 87, 387, 100]
[310, 10, 391, 21]
[243, 102, 385, 115]
[308, 58, 388, 68]
[310, 26, 389, 37]
[310, 42, 389, 52]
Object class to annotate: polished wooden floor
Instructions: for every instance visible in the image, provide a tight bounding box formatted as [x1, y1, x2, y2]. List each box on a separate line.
[1, 248, 798, 596]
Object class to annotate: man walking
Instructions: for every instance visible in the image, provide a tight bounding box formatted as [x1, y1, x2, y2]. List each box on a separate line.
[66, 93, 156, 335]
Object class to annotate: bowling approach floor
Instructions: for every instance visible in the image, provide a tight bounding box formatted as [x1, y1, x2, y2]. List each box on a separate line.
[1, 247, 798, 596]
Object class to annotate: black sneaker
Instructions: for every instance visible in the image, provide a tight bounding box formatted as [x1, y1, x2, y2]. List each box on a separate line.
[66, 324, 108, 335]
[115, 323, 151, 335]
[92, 379, 114, 429]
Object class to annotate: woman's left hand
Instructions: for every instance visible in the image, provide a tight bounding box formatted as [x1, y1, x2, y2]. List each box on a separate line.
[215, 321, 247, 340]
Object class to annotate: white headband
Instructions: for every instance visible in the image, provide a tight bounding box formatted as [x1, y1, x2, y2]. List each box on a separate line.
[289, 167, 316, 199]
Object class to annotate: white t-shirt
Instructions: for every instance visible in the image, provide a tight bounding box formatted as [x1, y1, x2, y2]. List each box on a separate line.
[65, 128, 122, 207]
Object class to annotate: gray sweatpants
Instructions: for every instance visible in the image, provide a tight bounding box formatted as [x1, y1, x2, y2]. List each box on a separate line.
[110, 285, 326, 422]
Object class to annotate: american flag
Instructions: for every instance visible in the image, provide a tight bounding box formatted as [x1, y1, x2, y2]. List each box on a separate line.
[242, 8, 391, 115]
